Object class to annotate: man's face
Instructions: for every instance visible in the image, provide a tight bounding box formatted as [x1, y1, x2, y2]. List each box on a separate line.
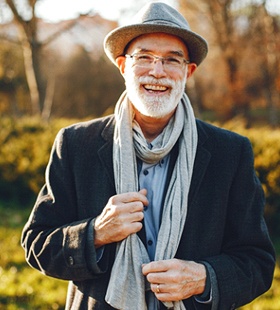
[119, 33, 196, 119]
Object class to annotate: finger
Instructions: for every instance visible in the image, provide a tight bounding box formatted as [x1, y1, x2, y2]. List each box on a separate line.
[152, 283, 174, 298]
[122, 209, 144, 222]
[138, 189, 149, 206]
[107, 196, 146, 217]
[152, 283, 185, 302]
[152, 283, 164, 294]
[139, 188, 148, 196]
[142, 260, 169, 275]
[116, 191, 149, 206]
[127, 201, 146, 213]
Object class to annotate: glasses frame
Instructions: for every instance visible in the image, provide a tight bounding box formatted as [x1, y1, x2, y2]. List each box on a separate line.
[125, 53, 190, 70]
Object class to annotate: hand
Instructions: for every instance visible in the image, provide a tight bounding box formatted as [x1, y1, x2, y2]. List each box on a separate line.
[94, 189, 148, 247]
[142, 259, 206, 302]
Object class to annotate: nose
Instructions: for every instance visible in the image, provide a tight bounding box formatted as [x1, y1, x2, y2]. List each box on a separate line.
[148, 60, 167, 78]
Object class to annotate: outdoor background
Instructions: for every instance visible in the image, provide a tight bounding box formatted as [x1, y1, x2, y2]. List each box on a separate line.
[0, 0, 279, 309]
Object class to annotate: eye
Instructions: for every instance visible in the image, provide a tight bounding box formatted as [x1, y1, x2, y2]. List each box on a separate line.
[136, 54, 154, 61]
[165, 56, 181, 65]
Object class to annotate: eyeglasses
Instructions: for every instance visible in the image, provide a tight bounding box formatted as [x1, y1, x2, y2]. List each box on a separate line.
[125, 53, 190, 70]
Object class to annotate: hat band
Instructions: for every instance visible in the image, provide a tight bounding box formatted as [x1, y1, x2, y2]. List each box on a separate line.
[142, 19, 183, 28]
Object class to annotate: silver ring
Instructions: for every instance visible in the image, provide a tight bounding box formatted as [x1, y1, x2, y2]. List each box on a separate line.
[156, 284, 160, 293]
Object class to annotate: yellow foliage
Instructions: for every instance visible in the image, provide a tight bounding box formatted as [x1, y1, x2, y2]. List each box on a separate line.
[0, 116, 279, 234]
[240, 263, 280, 310]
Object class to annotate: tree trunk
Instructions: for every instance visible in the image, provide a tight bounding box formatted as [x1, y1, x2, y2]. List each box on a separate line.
[18, 28, 41, 115]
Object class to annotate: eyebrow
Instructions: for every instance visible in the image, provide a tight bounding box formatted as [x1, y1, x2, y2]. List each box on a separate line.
[135, 48, 185, 57]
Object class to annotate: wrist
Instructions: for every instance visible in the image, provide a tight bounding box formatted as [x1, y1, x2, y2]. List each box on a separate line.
[196, 262, 211, 299]
[195, 263, 207, 295]
[93, 217, 106, 248]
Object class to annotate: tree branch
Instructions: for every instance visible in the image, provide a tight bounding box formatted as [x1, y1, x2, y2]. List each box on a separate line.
[5, 0, 25, 24]
[41, 17, 80, 46]
[0, 34, 20, 45]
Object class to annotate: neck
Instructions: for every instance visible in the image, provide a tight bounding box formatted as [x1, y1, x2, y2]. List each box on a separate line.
[134, 108, 175, 142]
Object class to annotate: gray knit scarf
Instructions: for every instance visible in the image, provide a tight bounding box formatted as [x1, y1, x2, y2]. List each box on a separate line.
[105, 91, 198, 310]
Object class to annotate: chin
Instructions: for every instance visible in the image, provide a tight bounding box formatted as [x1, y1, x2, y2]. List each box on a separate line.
[142, 110, 172, 119]
[132, 101, 175, 118]
[131, 95, 177, 117]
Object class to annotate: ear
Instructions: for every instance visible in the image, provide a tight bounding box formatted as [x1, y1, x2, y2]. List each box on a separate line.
[116, 56, 126, 75]
[186, 63, 197, 79]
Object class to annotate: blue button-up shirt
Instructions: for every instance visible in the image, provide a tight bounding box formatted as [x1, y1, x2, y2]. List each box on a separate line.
[138, 153, 170, 261]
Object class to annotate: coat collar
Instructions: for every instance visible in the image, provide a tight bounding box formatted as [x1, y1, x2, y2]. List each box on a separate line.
[97, 116, 115, 188]
[97, 116, 212, 202]
[186, 120, 211, 202]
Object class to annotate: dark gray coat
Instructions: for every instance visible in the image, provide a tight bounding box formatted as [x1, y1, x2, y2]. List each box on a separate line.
[21, 115, 275, 310]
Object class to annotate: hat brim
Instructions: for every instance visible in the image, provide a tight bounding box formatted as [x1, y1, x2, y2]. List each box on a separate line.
[104, 23, 208, 67]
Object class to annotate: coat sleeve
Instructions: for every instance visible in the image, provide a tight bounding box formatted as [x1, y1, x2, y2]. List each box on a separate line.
[21, 127, 114, 281]
[204, 137, 275, 309]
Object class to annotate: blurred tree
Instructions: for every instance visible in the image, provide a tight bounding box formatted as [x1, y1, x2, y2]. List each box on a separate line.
[250, 2, 279, 127]
[179, 0, 247, 120]
[52, 46, 124, 119]
[0, 42, 27, 116]
[179, 0, 280, 125]
[2, 0, 79, 117]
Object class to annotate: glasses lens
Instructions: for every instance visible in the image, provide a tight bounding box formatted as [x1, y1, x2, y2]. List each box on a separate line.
[134, 54, 154, 66]
[128, 53, 188, 70]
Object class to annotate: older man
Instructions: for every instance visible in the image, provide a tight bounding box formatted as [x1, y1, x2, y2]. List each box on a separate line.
[22, 2, 275, 310]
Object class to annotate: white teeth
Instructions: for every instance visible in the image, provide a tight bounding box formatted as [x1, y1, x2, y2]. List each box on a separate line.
[144, 84, 168, 91]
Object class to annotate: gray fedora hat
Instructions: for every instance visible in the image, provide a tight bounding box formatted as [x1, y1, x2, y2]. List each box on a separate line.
[104, 2, 208, 66]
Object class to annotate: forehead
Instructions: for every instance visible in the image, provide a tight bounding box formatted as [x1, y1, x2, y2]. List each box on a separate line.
[126, 32, 189, 56]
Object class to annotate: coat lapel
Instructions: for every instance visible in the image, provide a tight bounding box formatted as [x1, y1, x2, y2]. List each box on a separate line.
[98, 116, 115, 189]
[164, 120, 211, 205]
[188, 121, 211, 204]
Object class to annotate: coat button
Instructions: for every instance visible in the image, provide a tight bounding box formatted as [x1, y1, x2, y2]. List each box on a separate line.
[68, 256, 75, 265]
[230, 304, 236, 310]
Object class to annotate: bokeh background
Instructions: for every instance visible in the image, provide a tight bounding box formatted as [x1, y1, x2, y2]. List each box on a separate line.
[0, 0, 279, 309]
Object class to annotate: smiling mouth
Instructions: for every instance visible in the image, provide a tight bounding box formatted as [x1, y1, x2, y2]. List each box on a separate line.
[143, 84, 169, 92]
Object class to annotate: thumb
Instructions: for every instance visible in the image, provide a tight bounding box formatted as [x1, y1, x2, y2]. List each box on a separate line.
[139, 188, 147, 196]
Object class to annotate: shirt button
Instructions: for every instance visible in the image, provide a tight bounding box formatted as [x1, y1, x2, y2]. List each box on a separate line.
[143, 169, 149, 176]
[147, 240, 153, 246]
[68, 256, 75, 265]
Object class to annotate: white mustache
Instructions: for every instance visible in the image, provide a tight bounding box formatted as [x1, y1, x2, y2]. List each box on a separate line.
[138, 76, 175, 88]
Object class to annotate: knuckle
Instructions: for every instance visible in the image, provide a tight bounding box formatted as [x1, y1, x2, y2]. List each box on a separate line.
[127, 191, 138, 200]
[140, 212, 144, 220]
[137, 211, 144, 220]
[109, 195, 119, 206]
[107, 200, 121, 215]
[146, 273, 153, 282]
[136, 201, 144, 209]
[107, 205, 118, 217]
[133, 221, 143, 233]
[169, 274, 178, 283]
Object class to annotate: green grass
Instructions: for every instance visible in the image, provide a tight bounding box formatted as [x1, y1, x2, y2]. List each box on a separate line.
[0, 203, 67, 310]
[0, 203, 279, 309]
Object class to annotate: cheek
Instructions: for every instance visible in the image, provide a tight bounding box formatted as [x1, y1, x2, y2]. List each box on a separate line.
[124, 67, 148, 87]
[169, 70, 187, 82]
[130, 66, 150, 78]
[124, 63, 141, 75]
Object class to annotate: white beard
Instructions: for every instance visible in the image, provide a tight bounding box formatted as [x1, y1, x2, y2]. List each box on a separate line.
[124, 67, 187, 119]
